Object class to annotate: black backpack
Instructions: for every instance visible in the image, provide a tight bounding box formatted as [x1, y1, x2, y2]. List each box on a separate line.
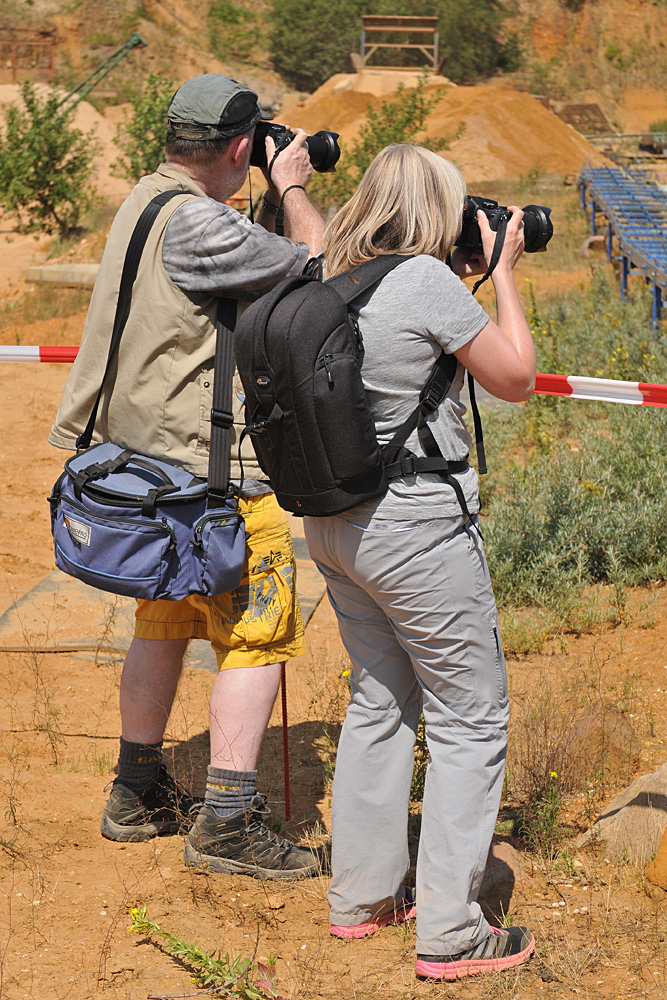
[234, 254, 482, 518]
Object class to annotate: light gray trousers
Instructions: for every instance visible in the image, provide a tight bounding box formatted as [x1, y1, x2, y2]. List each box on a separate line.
[303, 509, 509, 957]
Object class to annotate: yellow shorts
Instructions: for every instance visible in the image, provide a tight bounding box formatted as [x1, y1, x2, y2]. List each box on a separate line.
[134, 493, 307, 670]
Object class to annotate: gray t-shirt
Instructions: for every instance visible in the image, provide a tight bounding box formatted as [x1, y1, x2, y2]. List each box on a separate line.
[162, 197, 308, 298]
[349, 255, 489, 520]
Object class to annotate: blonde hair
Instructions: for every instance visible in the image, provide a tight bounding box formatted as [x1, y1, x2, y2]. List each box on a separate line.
[324, 144, 466, 277]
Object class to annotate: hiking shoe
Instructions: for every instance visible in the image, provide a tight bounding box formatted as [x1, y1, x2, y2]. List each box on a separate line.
[184, 795, 321, 880]
[100, 766, 198, 842]
[330, 886, 416, 939]
[415, 925, 535, 980]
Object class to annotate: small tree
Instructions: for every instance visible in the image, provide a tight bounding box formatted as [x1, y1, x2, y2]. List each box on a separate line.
[113, 72, 174, 183]
[0, 81, 99, 237]
[312, 75, 461, 207]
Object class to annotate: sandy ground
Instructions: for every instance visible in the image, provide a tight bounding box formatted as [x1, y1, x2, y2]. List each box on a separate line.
[1, 353, 667, 998]
[1, 56, 667, 997]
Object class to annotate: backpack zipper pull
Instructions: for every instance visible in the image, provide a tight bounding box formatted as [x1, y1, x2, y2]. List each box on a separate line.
[323, 354, 334, 386]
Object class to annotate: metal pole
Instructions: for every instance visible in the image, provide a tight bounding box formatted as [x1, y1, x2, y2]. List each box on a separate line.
[607, 223, 613, 263]
[621, 256, 628, 301]
[280, 663, 291, 822]
[653, 282, 662, 328]
[591, 201, 596, 234]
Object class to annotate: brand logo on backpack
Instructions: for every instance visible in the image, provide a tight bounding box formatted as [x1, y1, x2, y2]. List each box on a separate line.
[256, 376, 271, 387]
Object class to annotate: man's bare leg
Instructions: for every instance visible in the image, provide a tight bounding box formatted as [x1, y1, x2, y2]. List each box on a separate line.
[209, 661, 282, 771]
[187, 659, 320, 877]
[119, 636, 189, 743]
[101, 636, 192, 841]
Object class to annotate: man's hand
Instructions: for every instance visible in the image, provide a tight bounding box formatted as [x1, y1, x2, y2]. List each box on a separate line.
[263, 126, 313, 197]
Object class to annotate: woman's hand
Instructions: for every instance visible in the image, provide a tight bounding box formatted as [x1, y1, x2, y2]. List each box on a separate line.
[454, 203, 534, 402]
[449, 245, 486, 279]
[479, 205, 525, 273]
[449, 206, 525, 279]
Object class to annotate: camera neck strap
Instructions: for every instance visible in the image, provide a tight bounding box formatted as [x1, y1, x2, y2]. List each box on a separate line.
[455, 215, 512, 477]
[471, 214, 508, 296]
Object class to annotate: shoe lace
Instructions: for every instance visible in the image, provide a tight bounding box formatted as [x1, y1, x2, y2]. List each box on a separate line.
[245, 795, 296, 853]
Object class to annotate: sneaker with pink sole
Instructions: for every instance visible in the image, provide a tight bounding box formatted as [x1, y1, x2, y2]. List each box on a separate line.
[330, 887, 416, 940]
[415, 925, 535, 980]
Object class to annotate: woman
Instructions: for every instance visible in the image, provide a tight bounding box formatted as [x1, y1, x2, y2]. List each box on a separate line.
[303, 145, 536, 981]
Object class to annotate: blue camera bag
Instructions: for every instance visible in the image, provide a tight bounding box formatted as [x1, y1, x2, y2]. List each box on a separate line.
[50, 444, 246, 601]
[48, 191, 246, 600]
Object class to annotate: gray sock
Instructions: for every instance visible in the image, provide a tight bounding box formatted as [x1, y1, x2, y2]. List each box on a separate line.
[117, 737, 163, 790]
[205, 766, 257, 817]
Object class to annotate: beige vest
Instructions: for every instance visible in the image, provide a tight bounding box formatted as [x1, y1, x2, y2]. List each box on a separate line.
[48, 164, 262, 481]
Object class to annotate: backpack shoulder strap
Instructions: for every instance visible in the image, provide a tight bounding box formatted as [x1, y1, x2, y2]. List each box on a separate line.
[326, 254, 411, 305]
[382, 350, 458, 459]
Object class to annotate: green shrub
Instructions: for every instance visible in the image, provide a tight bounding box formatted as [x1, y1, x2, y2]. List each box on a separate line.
[268, 0, 362, 91]
[480, 274, 667, 622]
[433, 1, 522, 82]
[113, 72, 173, 183]
[648, 118, 667, 133]
[0, 81, 99, 237]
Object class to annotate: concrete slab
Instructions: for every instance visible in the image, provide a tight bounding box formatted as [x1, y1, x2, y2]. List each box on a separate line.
[25, 263, 99, 288]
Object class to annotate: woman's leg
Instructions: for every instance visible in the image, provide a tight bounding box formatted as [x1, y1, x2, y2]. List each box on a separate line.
[310, 512, 509, 957]
[304, 517, 421, 927]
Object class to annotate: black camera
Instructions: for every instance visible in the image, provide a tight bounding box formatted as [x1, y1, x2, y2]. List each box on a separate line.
[250, 120, 341, 173]
[456, 196, 553, 254]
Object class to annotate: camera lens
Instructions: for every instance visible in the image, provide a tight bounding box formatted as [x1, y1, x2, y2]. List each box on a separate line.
[305, 131, 341, 172]
[522, 204, 553, 253]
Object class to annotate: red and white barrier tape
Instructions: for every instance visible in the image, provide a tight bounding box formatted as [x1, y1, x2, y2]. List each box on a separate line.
[534, 373, 667, 408]
[0, 345, 79, 363]
[2, 347, 667, 409]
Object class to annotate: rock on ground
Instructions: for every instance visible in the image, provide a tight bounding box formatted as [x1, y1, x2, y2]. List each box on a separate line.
[576, 761, 667, 865]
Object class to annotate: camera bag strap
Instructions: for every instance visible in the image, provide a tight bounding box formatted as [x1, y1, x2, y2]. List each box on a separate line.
[74, 189, 236, 508]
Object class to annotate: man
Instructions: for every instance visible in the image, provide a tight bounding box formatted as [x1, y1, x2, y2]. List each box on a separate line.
[48, 74, 325, 878]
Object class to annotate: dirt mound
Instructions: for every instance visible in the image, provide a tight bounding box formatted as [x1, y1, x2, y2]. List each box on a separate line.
[282, 74, 609, 184]
[427, 82, 609, 184]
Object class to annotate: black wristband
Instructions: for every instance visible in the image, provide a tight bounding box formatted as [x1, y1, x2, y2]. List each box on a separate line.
[279, 184, 306, 205]
[261, 194, 280, 216]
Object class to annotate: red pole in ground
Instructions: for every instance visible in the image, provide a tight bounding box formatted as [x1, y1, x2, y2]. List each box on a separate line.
[280, 662, 291, 822]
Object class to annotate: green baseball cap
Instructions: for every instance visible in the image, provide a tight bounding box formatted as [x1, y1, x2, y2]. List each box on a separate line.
[167, 73, 272, 140]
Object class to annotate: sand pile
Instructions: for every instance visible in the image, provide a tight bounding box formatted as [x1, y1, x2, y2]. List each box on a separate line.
[0, 83, 131, 201]
[282, 72, 609, 184]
